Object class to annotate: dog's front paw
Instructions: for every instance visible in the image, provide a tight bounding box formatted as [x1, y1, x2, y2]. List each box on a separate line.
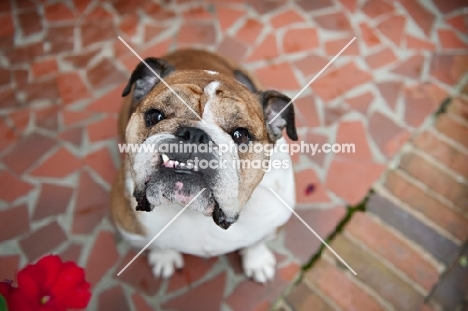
[240, 243, 276, 283]
[148, 249, 184, 278]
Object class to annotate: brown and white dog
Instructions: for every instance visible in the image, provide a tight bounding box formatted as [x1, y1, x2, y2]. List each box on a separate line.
[111, 49, 297, 282]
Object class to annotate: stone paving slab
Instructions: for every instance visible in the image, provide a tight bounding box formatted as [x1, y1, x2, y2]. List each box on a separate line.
[0, 0, 467, 310]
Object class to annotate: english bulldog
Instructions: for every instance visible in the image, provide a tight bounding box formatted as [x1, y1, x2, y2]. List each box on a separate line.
[111, 49, 297, 283]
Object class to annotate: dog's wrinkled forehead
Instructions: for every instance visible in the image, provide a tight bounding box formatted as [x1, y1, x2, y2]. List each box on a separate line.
[146, 69, 261, 109]
[123, 57, 298, 143]
[140, 70, 267, 137]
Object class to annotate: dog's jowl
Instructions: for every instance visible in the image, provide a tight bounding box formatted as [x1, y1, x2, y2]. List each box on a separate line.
[111, 49, 298, 283]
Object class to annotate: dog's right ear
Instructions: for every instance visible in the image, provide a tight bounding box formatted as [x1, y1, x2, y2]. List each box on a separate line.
[122, 57, 174, 103]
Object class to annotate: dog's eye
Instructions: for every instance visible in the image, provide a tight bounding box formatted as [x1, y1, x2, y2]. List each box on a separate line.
[231, 128, 250, 145]
[145, 109, 165, 127]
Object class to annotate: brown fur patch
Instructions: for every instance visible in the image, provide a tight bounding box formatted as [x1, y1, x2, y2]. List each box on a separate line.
[110, 160, 145, 235]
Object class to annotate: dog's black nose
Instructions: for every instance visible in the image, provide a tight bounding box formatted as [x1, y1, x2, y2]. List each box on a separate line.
[212, 203, 237, 230]
[175, 127, 211, 144]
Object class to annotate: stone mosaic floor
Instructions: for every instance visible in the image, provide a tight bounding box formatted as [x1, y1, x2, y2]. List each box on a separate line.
[0, 0, 467, 310]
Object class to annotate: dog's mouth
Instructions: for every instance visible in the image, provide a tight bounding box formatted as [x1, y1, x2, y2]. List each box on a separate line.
[133, 153, 237, 230]
[160, 153, 200, 175]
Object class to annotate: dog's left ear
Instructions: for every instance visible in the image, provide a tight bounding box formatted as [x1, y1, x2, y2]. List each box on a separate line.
[122, 57, 174, 104]
[258, 90, 298, 142]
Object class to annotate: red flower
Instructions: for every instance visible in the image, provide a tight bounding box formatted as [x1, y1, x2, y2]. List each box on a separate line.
[3, 255, 91, 311]
[0, 280, 14, 303]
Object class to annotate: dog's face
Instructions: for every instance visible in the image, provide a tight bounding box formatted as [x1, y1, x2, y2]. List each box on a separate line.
[122, 57, 297, 229]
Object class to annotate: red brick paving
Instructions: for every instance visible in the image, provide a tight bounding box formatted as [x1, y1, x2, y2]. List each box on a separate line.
[59, 243, 83, 263]
[312, 62, 373, 101]
[32, 184, 74, 220]
[284, 284, 335, 310]
[401, 0, 435, 36]
[406, 34, 437, 51]
[400, 153, 468, 210]
[360, 24, 380, 47]
[0, 204, 30, 242]
[392, 55, 426, 80]
[29, 147, 82, 178]
[98, 285, 130, 311]
[270, 9, 305, 29]
[164, 273, 227, 311]
[384, 170, 468, 241]
[19, 221, 67, 261]
[217, 7, 245, 31]
[293, 54, 329, 78]
[0, 255, 20, 282]
[295, 169, 331, 204]
[281, 92, 468, 310]
[116, 250, 163, 296]
[369, 112, 407, 156]
[325, 36, 360, 56]
[86, 230, 120, 286]
[305, 259, 383, 310]
[59, 126, 84, 148]
[346, 212, 439, 292]
[72, 171, 109, 234]
[377, 15, 407, 45]
[0, 0, 467, 310]
[284, 207, 346, 262]
[256, 61, 301, 90]
[131, 293, 153, 311]
[166, 255, 218, 292]
[247, 33, 279, 62]
[236, 18, 263, 44]
[282, 28, 319, 54]
[365, 47, 398, 69]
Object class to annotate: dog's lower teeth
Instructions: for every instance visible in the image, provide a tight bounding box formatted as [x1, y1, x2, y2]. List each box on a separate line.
[161, 157, 199, 171]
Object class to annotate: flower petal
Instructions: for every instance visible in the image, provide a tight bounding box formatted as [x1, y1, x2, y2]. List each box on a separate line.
[16, 265, 45, 302]
[0, 281, 14, 310]
[35, 255, 62, 292]
[51, 262, 84, 293]
[58, 286, 91, 308]
[9, 289, 39, 311]
[50, 262, 91, 308]
[40, 303, 66, 311]
[0, 281, 14, 298]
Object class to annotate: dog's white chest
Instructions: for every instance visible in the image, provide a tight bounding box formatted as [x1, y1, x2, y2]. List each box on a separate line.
[120, 183, 293, 257]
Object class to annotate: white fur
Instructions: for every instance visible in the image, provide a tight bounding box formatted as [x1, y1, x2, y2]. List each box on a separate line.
[148, 249, 184, 278]
[132, 133, 176, 190]
[204, 70, 218, 75]
[240, 242, 276, 283]
[117, 137, 295, 282]
[199, 81, 241, 219]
